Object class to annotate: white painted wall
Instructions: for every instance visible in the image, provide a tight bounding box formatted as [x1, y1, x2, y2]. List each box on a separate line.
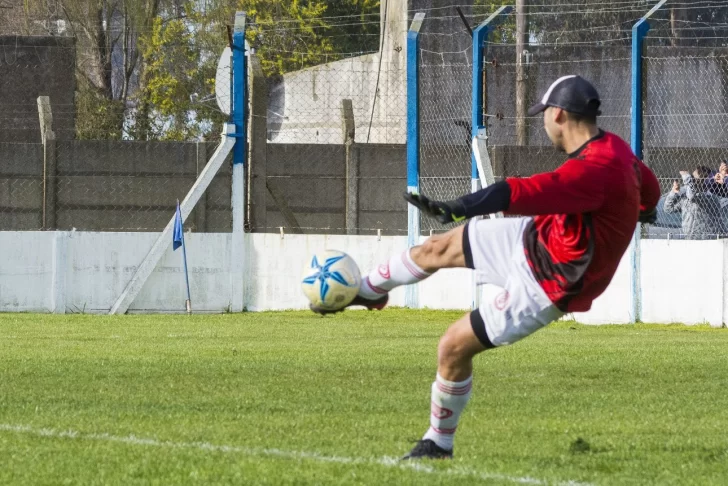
[641, 239, 726, 326]
[0, 232, 726, 327]
[572, 241, 634, 325]
[267, 0, 408, 144]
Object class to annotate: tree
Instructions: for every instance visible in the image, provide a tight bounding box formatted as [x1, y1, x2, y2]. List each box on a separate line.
[135, 15, 225, 140]
[22, 0, 383, 140]
[132, 0, 380, 140]
[26, 0, 164, 138]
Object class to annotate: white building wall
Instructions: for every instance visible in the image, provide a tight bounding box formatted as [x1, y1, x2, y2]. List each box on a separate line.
[267, 0, 408, 144]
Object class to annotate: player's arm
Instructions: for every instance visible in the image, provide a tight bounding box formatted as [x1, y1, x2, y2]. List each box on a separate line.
[404, 159, 604, 223]
[504, 159, 605, 215]
[637, 160, 660, 223]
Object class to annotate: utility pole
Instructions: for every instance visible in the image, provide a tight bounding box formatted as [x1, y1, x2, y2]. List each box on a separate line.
[515, 0, 528, 145]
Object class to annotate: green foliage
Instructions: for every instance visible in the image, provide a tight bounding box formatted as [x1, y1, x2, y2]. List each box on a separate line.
[243, 0, 333, 79]
[136, 16, 225, 141]
[1, 311, 728, 484]
[193, 0, 380, 80]
[74, 79, 125, 140]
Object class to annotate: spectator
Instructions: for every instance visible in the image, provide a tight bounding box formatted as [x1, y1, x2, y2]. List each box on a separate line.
[664, 167, 726, 239]
[708, 161, 728, 198]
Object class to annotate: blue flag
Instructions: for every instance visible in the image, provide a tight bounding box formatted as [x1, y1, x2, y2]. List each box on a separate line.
[173, 201, 183, 251]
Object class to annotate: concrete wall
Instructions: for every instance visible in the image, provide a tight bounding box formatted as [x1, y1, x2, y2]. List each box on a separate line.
[0, 232, 232, 313]
[268, 0, 408, 144]
[1, 231, 726, 327]
[0, 36, 75, 143]
[486, 45, 728, 149]
[3, 137, 726, 235]
[0, 141, 231, 232]
[487, 45, 632, 146]
[260, 143, 407, 235]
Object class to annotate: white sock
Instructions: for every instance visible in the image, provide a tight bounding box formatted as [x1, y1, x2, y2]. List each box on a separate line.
[422, 373, 472, 451]
[358, 249, 432, 299]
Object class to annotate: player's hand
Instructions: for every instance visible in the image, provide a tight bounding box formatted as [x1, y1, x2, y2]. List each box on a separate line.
[672, 180, 680, 193]
[403, 192, 465, 224]
[638, 207, 657, 224]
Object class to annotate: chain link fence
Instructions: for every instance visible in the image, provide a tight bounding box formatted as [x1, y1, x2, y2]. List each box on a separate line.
[4, 2, 728, 239]
[0, 0, 236, 232]
[485, 4, 639, 183]
[0, 138, 233, 232]
[643, 14, 728, 240]
[418, 12, 473, 235]
[254, 11, 407, 236]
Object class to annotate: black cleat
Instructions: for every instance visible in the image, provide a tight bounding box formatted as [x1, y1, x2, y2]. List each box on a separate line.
[309, 294, 388, 315]
[401, 439, 453, 460]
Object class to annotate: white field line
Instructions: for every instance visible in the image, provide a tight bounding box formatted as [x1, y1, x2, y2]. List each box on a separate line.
[0, 424, 593, 486]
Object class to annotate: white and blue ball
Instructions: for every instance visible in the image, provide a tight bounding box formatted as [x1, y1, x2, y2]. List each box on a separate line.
[301, 250, 361, 311]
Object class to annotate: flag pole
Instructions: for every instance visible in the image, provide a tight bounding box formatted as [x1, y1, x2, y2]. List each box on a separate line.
[176, 199, 193, 314]
[182, 229, 192, 315]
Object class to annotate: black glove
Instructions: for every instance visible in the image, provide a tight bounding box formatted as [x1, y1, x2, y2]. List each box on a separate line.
[638, 207, 657, 224]
[404, 192, 466, 224]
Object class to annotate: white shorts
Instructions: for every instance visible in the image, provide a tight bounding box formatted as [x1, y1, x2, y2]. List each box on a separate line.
[463, 217, 564, 347]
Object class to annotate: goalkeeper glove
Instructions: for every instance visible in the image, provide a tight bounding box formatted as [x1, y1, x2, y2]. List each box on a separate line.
[638, 207, 657, 224]
[404, 192, 466, 224]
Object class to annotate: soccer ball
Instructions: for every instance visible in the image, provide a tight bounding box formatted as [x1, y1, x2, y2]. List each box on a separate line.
[301, 250, 361, 311]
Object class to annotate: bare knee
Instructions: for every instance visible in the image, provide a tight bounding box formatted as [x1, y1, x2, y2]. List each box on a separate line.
[437, 314, 488, 380]
[437, 329, 473, 370]
[412, 237, 448, 271]
[411, 227, 465, 272]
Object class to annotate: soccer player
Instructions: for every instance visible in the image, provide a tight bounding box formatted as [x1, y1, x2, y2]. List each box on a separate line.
[311, 75, 661, 460]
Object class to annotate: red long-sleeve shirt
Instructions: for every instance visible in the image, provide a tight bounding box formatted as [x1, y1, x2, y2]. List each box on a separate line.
[506, 131, 660, 312]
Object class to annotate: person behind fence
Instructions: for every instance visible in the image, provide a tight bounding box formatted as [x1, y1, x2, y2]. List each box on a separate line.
[707, 161, 728, 198]
[664, 167, 726, 239]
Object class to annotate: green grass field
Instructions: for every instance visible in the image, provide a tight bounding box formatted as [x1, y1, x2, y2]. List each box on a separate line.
[1, 310, 727, 485]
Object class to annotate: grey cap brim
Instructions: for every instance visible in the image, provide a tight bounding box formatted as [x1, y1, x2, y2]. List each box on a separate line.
[527, 102, 547, 116]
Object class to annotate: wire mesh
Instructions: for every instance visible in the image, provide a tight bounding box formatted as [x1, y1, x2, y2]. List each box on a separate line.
[485, 4, 640, 186]
[0, 9, 233, 232]
[418, 14, 473, 234]
[5, 2, 728, 238]
[256, 5, 408, 236]
[643, 10, 728, 240]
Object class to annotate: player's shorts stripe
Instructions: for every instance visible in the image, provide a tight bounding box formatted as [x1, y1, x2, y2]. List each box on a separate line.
[401, 253, 428, 280]
[363, 277, 387, 295]
[436, 381, 472, 395]
[470, 309, 496, 349]
[463, 221, 475, 269]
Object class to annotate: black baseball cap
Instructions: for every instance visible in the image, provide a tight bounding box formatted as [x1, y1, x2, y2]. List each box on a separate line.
[527, 75, 602, 117]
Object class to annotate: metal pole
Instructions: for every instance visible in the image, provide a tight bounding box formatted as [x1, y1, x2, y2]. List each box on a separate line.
[630, 0, 667, 323]
[405, 12, 425, 309]
[231, 11, 247, 312]
[515, 0, 528, 145]
[471, 5, 513, 189]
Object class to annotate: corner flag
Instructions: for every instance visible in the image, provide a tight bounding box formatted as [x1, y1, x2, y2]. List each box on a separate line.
[173, 201, 184, 251]
[173, 200, 192, 314]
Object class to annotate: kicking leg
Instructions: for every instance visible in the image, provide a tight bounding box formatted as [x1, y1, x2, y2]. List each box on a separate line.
[403, 312, 489, 460]
[357, 225, 467, 303]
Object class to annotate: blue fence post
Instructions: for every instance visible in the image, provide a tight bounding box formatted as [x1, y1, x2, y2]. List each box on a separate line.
[405, 12, 425, 309]
[230, 11, 247, 312]
[231, 12, 247, 167]
[471, 6, 513, 190]
[630, 0, 666, 323]
[470, 6, 512, 311]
